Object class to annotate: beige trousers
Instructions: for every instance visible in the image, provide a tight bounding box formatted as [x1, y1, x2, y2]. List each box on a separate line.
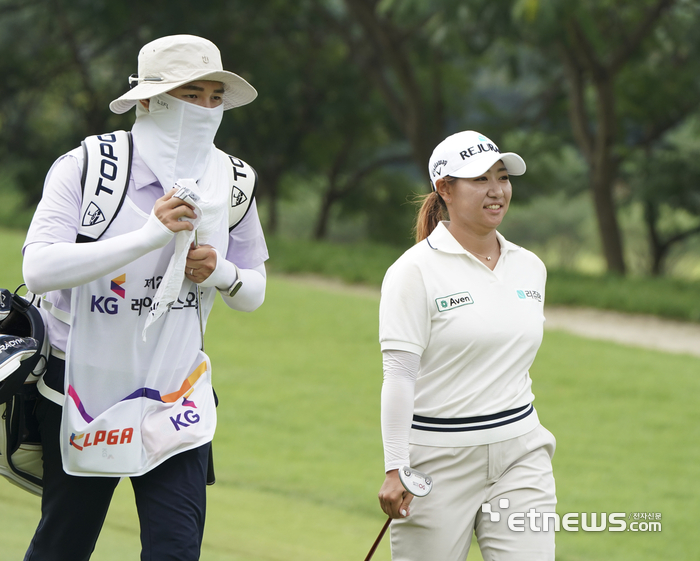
[390, 425, 557, 561]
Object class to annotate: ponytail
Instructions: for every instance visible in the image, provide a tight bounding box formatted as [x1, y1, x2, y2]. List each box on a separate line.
[414, 190, 447, 243]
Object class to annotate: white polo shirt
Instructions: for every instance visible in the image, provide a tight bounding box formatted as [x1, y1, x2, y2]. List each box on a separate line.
[379, 222, 545, 447]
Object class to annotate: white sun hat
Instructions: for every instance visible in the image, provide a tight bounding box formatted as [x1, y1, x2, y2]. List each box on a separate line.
[428, 130, 526, 190]
[109, 34, 258, 114]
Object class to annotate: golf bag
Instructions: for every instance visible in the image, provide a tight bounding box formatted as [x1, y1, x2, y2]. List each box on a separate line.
[0, 286, 49, 496]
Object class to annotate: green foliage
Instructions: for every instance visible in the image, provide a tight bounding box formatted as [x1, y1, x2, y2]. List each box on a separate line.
[501, 130, 589, 201]
[266, 235, 405, 286]
[499, 192, 592, 268]
[622, 116, 700, 213]
[0, 228, 27, 287]
[546, 269, 700, 322]
[3, 0, 700, 277]
[265, 234, 700, 322]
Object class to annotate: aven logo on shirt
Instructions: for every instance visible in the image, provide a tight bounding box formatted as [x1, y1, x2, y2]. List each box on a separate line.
[436, 292, 474, 312]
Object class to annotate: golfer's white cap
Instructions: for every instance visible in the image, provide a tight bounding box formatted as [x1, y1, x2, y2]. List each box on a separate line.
[109, 34, 257, 114]
[428, 130, 526, 190]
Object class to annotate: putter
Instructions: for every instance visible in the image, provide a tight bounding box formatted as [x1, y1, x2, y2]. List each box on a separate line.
[363, 467, 433, 561]
[193, 230, 205, 352]
[173, 186, 205, 351]
[174, 185, 214, 484]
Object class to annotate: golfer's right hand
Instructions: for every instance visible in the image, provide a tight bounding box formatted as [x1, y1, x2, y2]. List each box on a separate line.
[378, 469, 413, 518]
[154, 188, 197, 233]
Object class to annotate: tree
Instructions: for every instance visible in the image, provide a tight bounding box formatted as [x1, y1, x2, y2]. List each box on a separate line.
[0, 0, 140, 208]
[515, 0, 700, 274]
[623, 116, 700, 275]
[318, 0, 519, 184]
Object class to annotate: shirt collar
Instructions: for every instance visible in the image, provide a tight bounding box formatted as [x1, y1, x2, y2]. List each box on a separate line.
[425, 221, 520, 257]
[130, 138, 160, 191]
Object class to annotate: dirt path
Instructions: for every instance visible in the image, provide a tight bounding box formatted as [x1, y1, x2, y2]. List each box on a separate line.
[543, 306, 700, 358]
[281, 274, 700, 358]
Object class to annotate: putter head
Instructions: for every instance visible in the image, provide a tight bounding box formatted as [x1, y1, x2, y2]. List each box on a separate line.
[173, 184, 200, 206]
[399, 466, 433, 497]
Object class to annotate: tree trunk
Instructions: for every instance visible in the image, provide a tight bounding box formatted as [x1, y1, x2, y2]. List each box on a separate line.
[314, 189, 337, 240]
[644, 200, 665, 276]
[590, 172, 626, 274]
[257, 169, 280, 235]
[590, 79, 626, 275]
[342, 0, 441, 185]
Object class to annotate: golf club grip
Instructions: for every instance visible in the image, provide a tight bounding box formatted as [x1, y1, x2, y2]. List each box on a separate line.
[364, 517, 391, 561]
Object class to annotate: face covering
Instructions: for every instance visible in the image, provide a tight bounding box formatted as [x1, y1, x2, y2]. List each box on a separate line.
[132, 93, 224, 191]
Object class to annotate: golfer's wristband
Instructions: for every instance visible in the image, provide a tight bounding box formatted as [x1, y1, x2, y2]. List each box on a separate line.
[220, 264, 242, 298]
[219, 265, 266, 313]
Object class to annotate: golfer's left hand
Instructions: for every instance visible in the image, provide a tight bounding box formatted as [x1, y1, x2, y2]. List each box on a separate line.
[185, 243, 217, 283]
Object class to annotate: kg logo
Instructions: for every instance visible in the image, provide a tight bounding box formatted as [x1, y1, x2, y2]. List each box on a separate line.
[111, 274, 126, 299]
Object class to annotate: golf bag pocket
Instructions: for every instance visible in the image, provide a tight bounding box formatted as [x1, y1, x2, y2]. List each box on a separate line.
[0, 286, 48, 496]
[61, 358, 216, 477]
[0, 382, 43, 496]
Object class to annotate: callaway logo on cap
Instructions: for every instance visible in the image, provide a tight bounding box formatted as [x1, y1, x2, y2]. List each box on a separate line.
[428, 130, 526, 190]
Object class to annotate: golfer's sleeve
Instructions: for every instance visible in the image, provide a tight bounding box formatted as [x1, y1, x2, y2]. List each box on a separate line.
[23, 152, 175, 294]
[23, 213, 174, 294]
[379, 258, 429, 355]
[381, 349, 419, 473]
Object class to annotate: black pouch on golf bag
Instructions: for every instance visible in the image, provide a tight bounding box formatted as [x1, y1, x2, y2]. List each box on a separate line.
[0, 286, 49, 496]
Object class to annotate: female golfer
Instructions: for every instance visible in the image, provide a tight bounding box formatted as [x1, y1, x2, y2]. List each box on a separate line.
[377, 130, 556, 561]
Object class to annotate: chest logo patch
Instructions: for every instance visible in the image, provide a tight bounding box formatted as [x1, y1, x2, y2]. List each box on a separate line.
[517, 289, 542, 302]
[436, 292, 474, 312]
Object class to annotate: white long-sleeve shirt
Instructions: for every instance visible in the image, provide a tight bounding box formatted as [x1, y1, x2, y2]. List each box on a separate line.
[23, 140, 268, 353]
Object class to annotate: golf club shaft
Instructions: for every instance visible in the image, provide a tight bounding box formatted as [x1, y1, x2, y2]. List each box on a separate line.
[194, 231, 204, 352]
[364, 517, 391, 561]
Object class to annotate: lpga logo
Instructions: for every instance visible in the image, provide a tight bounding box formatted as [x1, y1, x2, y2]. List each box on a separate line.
[481, 499, 662, 533]
[70, 427, 135, 451]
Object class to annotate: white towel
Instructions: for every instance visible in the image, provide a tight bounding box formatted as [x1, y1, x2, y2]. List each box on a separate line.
[142, 148, 228, 340]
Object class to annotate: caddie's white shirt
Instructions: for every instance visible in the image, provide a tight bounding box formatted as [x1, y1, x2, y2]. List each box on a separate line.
[379, 221, 545, 447]
[23, 141, 268, 352]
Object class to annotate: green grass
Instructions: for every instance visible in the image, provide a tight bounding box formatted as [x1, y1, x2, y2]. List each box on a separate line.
[2, 229, 697, 559]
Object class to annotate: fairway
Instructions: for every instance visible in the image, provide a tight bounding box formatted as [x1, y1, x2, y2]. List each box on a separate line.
[1, 229, 696, 560]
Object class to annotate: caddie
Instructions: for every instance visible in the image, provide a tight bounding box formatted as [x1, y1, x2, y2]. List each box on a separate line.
[21, 34, 268, 561]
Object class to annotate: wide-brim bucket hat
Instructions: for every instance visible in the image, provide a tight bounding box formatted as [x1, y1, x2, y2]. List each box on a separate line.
[110, 34, 257, 114]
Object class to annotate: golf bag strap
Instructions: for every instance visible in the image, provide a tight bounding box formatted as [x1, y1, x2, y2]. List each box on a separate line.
[79, 133, 256, 240]
[40, 298, 71, 326]
[225, 154, 257, 231]
[37, 375, 63, 405]
[78, 131, 133, 243]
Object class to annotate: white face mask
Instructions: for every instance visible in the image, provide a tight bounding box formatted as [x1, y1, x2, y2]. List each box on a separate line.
[132, 93, 224, 191]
